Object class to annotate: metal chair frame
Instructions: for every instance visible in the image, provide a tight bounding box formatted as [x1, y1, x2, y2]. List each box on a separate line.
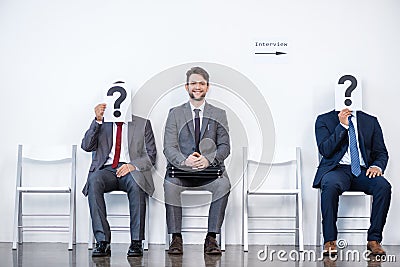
[88, 191, 150, 250]
[242, 147, 304, 252]
[12, 144, 77, 250]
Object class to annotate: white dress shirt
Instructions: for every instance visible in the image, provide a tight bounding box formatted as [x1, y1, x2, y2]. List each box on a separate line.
[97, 121, 130, 165]
[189, 101, 205, 129]
[339, 111, 381, 172]
[339, 111, 366, 167]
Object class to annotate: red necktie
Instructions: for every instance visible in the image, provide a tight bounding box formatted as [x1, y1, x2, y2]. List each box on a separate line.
[112, 122, 123, 168]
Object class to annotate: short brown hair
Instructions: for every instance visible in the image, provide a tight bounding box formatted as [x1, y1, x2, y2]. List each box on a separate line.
[186, 66, 209, 85]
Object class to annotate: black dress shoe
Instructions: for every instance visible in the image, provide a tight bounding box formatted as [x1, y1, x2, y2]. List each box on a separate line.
[168, 236, 183, 254]
[127, 240, 143, 257]
[92, 241, 111, 257]
[204, 236, 222, 255]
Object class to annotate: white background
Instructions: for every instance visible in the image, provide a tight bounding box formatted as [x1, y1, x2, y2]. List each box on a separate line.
[0, 0, 399, 246]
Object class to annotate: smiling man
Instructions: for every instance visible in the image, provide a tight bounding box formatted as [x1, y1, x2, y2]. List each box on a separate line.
[163, 66, 231, 255]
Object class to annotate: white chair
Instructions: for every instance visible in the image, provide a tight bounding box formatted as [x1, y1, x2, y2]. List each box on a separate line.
[165, 190, 226, 251]
[12, 144, 77, 250]
[316, 191, 372, 246]
[88, 191, 150, 250]
[242, 147, 304, 252]
[315, 151, 372, 246]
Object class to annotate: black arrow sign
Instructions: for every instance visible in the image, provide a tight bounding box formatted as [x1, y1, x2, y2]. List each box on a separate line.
[255, 51, 286, 55]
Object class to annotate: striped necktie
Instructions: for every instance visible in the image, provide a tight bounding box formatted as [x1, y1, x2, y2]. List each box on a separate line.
[348, 115, 361, 177]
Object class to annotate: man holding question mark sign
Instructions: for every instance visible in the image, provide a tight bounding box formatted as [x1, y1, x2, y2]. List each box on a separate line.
[81, 81, 156, 257]
[314, 79, 392, 256]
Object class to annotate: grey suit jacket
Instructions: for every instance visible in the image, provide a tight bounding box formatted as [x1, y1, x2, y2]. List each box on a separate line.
[81, 115, 157, 196]
[163, 101, 230, 176]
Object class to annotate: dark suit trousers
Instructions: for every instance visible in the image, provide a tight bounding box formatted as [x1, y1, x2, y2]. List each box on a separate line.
[87, 164, 147, 242]
[320, 165, 391, 243]
[164, 175, 231, 234]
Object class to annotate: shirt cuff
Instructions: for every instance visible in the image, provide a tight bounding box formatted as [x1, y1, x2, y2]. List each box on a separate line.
[340, 122, 349, 129]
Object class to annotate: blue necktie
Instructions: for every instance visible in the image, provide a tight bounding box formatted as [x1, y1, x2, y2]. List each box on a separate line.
[348, 115, 361, 177]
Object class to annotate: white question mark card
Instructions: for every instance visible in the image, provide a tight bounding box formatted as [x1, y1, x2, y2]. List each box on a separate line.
[335, 74, 363, 111]
[103, 81, 132, 122]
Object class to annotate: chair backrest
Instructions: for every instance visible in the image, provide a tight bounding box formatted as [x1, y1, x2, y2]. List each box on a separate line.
[16, 144, 77, 188]
[243, 147, 301, 193]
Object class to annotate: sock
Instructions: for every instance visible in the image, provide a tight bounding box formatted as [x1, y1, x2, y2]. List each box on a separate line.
[207, 232, 217, 238]
[172, 233, 182, 239]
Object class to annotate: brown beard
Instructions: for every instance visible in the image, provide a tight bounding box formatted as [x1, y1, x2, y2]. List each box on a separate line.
[188, 91, 206, 101]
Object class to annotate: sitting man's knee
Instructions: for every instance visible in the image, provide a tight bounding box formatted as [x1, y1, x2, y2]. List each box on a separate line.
[87, 172, 103, 191]
[213, 177, 231, 195]
[87, 172, 97, 185]
[375, 177, 392, 193]
[221, 177, 231, 191]
[321, 176, 342, 193]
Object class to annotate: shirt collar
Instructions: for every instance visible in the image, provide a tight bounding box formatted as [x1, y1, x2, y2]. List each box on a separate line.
[189, 101, 206, 113]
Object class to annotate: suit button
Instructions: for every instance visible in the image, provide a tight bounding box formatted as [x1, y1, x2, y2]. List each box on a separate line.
[192, 147, 195, 151]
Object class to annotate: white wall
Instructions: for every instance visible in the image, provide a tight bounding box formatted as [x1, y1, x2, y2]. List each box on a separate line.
[1, 0, 399, 245]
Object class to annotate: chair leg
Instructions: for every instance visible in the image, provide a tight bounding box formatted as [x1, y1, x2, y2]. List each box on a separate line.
[88, 216, 94, 250]
[297, 193, 304, 251]
[68, 190, 75, 250]
[18, 198, 23, 245]
[143, 237, 149, 250]
[243, 193, 249, 252]
[12, 191, 21, 250]
[295, 194, 299, 249]
[73, 192, 76, 246]
[143, 196, 149, 250]
[220, 220, 226, 251]
[316, 190, 322, 246]
[165, 225, 170, 250]
[70, 145, 77, 248]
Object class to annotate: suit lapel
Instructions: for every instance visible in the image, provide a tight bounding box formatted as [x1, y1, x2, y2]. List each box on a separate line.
[333, 110, 349, 152]
[104, 122, 113, 152]
[184, 102, 195, 138]
[356, 111, 368, 165]
[200, 102, 212, 139]
[334, 110, 340, 124]
[128, 116, 136, 152]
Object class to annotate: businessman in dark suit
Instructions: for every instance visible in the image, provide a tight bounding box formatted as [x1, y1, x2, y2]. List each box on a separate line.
[163, 66, 231, 255]
[81, 103, 156, 257]
[314, 108, 391, 256]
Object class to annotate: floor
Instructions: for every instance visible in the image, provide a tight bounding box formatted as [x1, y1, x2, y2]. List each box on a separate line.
[1, 243, 398, 267]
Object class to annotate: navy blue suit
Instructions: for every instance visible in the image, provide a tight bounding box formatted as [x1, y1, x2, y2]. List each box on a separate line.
[314, 110, 391, 243]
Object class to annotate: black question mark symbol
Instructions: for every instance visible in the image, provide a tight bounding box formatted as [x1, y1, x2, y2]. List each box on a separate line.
[107, 85, 127, 117]
[338, 75, 357, 106]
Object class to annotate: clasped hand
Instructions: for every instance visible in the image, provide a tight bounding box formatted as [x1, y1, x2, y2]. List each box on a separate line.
[184, 152, 210, 169]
